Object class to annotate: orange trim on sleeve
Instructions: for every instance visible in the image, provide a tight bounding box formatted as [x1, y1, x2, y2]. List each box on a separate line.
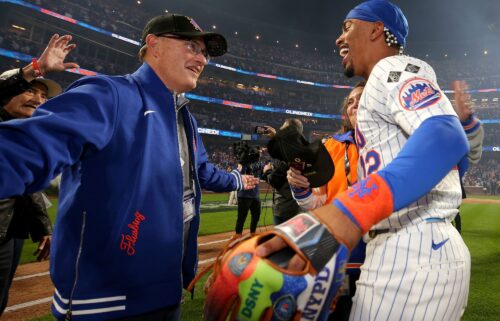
[335, 173, 394, 234]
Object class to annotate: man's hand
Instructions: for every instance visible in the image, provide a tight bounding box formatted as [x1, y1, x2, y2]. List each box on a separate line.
[263, 162, 273, 173]
[452, 80, 473, 122]
[242, 175, 259, 190]
[38, 34, 79, 74]
[34, 235, 51, 261]
[287, 167, 310, 188]
[263, 126, 276, 138]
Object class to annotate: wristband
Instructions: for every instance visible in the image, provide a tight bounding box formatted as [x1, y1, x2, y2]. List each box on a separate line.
[32, 58, 44, 77]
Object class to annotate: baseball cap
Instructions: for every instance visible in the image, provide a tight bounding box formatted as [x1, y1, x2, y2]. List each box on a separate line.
[0, 69, 62, 98]
[267, 126, 335, 188]
[141, 14, 227, 57]
[346, 0, 409, 47]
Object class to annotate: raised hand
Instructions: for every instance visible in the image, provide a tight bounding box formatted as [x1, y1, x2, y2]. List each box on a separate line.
[38, 34, 79, 74]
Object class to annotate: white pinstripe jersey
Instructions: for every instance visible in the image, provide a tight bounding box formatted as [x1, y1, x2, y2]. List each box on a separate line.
[355, 55, 462, 230]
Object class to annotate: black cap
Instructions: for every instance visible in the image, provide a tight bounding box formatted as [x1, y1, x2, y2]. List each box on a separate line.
[267, 127, 335, 188]
[141, 14, 227, 57]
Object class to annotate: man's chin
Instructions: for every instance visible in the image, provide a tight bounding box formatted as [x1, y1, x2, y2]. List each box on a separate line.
[344, 66, 355, 78]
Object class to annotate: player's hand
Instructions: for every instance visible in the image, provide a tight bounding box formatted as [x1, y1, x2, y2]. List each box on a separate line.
[242, 175, 259, 190]
[287, 167, 310, 188]
[452, 80, 473, 122]
[34, 235, 51, 261]
[256, 235, 306, 271]
[38, 34, 79, 74]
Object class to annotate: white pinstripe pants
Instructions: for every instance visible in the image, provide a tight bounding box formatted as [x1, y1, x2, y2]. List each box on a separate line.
[349, 221, 470, 321]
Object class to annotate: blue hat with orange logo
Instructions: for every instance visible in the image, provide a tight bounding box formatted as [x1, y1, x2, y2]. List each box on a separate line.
[346, 0, 409, 47]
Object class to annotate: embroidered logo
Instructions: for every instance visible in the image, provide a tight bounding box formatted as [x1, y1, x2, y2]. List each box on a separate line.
[120, 211, 146, 256]
[399, 77, 442, 111]
[432, 238, 449, 250]
[188, 17, 203, 31]
[348, 177, 379, 203]
[387, 71, 402, 83]
[404, 63, 420, 73]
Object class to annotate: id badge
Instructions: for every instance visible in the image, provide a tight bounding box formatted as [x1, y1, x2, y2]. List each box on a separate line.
[183, 194, 195, 223]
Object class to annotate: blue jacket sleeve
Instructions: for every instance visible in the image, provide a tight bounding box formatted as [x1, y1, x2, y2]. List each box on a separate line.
[377, 115, 469, 211]
[0, 76, 119, 198]
[194, 124, 242, 192]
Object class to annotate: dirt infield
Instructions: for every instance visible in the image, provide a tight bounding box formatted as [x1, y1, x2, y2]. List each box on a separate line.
[3, 230, 242, 321]
[4, 197, 498, 320]
[463, 198, 500, 204]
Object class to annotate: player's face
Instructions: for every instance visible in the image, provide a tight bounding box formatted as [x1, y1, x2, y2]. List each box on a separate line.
[346, 86, 364, 127]
[151, 35, 208, 93]
[3, 82, 48, 118]
[336, 19, 373, 78]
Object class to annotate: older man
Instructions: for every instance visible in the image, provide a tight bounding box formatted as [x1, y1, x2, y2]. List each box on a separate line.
[0, 33, 77, 315]
[0, 14, 257, 321]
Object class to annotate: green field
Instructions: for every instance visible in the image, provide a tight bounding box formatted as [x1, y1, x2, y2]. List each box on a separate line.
[24, 195, 500, 321]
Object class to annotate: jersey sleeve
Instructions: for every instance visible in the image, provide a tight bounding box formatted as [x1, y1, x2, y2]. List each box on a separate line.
[384, 60, 458, 135]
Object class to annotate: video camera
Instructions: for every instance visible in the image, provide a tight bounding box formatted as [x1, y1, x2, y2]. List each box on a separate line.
[233, 141, 260, 165]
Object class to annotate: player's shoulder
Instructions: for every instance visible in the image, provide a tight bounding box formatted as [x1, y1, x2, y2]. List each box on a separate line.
[370, 55, 438, 89]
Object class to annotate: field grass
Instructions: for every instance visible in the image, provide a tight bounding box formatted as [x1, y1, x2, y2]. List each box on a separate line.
[25, 197, 500, 321]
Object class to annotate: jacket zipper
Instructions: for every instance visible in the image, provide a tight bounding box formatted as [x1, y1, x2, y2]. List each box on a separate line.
[65, 211, 87, 321]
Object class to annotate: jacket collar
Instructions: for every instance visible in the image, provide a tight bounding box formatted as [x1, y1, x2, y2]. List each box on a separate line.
[131, 63, 190, 111]
[333, 130, 355, 144]
[0, 108, 15, 122]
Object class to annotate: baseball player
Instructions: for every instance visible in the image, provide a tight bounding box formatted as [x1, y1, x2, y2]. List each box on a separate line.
[254, 1, 471, 320]
[333, 1, 471, 320]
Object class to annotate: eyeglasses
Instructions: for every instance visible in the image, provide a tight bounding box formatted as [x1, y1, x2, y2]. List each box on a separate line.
[157, 35, 210, 61]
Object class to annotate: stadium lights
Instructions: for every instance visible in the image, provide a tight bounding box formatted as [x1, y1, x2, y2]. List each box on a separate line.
[255, 35, 260, 40]
[314, 48, 317, 51]
[212, 25, 217, 29]
[137, 0, 141, 4]
[165, 9, 168, 13]
[484, 50, 488, 55]
[12, 24, 26, 31]
[234, 31, 238, 35]
[276, 40, 279, 44]
[444, 54, 448, 57]
[464, 53, 467, 56]
[295, 44, 299, 48]
[425, 54, 429, 57]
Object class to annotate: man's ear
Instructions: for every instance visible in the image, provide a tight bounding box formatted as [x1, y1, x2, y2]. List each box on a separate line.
[145, 34, 160, 57]
[370, 21, 385, 41]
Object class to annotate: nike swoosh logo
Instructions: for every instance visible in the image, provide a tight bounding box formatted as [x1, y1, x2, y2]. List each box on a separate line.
[144, 110, 156, 116]
[432, 238, 449, 250]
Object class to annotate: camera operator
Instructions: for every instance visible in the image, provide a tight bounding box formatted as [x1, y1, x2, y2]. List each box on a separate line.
[233, 142, 262, 238]
[261, 119, 303, 225]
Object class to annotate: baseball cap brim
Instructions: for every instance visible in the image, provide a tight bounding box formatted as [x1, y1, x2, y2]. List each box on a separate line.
[267, 127, 335, 188]
[168, 31, 227, 57]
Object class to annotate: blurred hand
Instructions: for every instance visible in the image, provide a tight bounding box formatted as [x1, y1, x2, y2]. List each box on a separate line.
[242, 175, 259, 190]
[263, 162, 273, 173]
[38, 34, 79, 74]
[452, 80, 473, 122]
[287, 167, 310, 189]
[34, 235, 51, 261]
[263, 126, 276, 138]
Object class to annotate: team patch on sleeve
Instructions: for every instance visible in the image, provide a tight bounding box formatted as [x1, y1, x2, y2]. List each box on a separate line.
[387, 71, 402, 83]
[404, 63, 420, 73]
[398, 77, 442, 111]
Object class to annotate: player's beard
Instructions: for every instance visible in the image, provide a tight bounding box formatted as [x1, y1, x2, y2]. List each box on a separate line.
[344, 65, 355, 78]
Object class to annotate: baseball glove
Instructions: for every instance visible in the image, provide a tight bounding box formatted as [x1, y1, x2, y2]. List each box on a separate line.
[193, 210, 358, 321]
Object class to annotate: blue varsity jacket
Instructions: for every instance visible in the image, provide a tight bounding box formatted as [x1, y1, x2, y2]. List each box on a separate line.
[0, 63, 243, 320]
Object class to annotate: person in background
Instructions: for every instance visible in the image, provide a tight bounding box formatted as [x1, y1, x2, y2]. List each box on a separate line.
[0, 33, 77, 315]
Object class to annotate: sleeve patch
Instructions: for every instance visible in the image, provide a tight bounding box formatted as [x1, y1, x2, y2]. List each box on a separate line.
[387, 71, 402, 83]
[398, 77, 442, 111]
[404, 63, 420, 73]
